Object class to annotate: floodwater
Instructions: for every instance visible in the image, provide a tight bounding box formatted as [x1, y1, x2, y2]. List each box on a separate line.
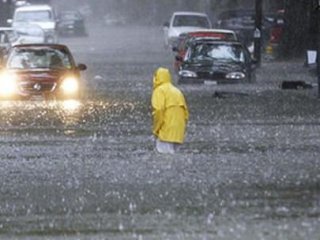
[0, 24, 319, 240]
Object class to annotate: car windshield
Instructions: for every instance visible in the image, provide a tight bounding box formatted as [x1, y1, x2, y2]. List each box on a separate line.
[173, 15, 210, 28]
[15, 10, 53, 22]
[7, 48, 72, 69]
[188, 43, 246, 63]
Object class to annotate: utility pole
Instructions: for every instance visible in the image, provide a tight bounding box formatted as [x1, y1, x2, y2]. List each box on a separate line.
[254, 0, 263, 65]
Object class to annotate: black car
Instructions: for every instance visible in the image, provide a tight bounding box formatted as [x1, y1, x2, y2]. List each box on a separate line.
[177, 40, 256, 84]
[216, 9, 274, 48]
[57, 11, 87, 36]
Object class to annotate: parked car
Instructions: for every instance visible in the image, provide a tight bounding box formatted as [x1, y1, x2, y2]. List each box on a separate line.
[266, 9, 285, 58]
[57, 10, 87, 36]
[173, 29, 238, 71]
[7, 4, 58, 43]
[177, 40, 256, 84]
[0, 44, 87, 100]
[216, 8, 274, 48]
[13, 24, 46, 44]
[1, 25, 45, 55]
[163, 11, 212, 48]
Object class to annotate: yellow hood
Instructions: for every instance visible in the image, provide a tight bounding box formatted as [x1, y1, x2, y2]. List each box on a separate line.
[153, 67, 172, 89]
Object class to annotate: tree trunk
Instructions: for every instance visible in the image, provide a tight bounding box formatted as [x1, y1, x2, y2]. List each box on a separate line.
[279, 0, 311, 58]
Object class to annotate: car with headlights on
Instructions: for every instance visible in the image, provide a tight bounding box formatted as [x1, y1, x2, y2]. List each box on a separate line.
[177, 40, 256, 84]
[0, 44, 86, 100]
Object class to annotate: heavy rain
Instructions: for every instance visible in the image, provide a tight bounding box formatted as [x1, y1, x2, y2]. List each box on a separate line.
[0, 0, 320, 239]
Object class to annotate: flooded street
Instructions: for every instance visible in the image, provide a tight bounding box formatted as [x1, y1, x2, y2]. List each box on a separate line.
[0, 25, 320, 239]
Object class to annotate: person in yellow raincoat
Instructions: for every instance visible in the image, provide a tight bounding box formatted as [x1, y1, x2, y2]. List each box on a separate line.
[151, 67, 189, 154]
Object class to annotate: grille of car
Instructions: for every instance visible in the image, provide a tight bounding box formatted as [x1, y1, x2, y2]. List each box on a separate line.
[197, 71, 226, 80]
[19, 82, 57, 94]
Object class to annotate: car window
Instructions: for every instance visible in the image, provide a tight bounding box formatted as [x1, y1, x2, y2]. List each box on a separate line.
[7, 48, 72, 69]
[15, 10, 53, 22]
[173, 15, 210, 28]
[189, 44, 245, 63]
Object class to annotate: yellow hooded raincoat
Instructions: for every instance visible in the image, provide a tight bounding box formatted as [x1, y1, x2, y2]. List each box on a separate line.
[152, 67, 189, 144]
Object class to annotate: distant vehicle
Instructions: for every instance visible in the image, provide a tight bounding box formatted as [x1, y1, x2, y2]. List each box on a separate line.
[266, 9, 285, 58]
[177, 40, 256, 84]
[0, 44, 87, 100]
[173, 29, 238, 71]
[217, 8, 274, 48]
[163, 11, 212, 48]
[7, 4, 58, 43]
[57, 10, 87, 36]
[0, 25, 45, 52]
[12, 24, 46, 44]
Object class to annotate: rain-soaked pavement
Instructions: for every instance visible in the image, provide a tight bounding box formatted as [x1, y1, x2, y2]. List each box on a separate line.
[0, 25, 320, 240]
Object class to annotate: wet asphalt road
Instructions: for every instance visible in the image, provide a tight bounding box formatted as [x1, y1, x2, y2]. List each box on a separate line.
[0, 25, 320, 239]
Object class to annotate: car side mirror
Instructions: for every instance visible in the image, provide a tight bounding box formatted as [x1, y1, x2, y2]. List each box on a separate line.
[163, 22, 169, 28]
[77, 63, 87, 71]
[7, 19, 12, 26]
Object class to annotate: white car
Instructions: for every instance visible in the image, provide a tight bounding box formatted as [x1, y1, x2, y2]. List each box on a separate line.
[7, 4, 58, 43]
[13, 24, 46, 45]
[163, 11, 212, 48]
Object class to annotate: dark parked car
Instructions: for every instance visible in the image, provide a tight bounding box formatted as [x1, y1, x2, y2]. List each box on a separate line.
[57, 11, 87, 36]
[0, 44, 87, 100]
[217, 9, 274, 48]
[177, 40, 256, 84]
[173, 29, 238, 72]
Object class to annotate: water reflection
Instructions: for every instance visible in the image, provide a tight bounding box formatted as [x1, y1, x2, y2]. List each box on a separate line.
[53, 100, 83, 134]
[0, 100, 83, 130]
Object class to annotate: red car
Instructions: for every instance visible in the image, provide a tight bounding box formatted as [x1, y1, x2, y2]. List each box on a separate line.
[173, 29, 238, 72]
[0, 44, 87, 100]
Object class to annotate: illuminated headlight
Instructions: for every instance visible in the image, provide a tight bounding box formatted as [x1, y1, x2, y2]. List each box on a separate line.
[226, 72, 246, 80]
[0, 72, 18, 96]
[179, 70, 197, 78]
[61, 77, 79, 94]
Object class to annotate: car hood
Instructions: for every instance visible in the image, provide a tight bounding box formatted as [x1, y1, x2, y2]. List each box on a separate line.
[183, 60, 245, 73]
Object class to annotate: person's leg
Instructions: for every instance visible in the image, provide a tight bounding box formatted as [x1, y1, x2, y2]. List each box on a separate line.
[156, 139, 175, 154]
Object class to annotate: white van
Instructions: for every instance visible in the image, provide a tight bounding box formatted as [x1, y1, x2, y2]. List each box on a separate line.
[163, 11, 212, 48]
[8, 4, 58, 43]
